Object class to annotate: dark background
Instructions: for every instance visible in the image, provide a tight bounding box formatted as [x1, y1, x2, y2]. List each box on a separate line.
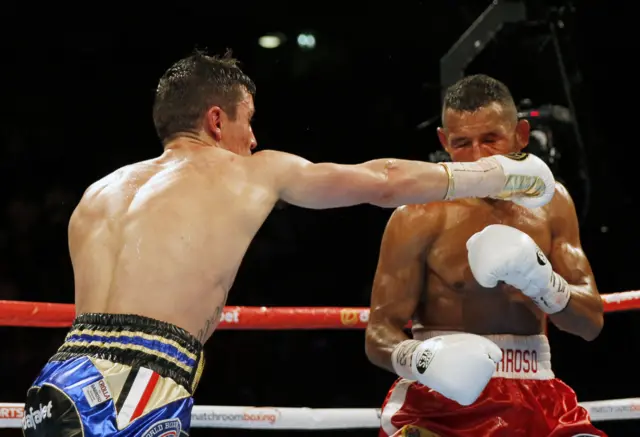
[1, 1, 637, 436]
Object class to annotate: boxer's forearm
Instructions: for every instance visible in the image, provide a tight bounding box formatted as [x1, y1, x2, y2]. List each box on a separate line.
[361, 159, 448, 207]
[362, 158, 506, 207]
[365, 323, 411, 374]
[548, 284, 604, 341]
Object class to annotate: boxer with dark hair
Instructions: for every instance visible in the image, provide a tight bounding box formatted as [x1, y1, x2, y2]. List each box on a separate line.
[367, 74, 605, 437]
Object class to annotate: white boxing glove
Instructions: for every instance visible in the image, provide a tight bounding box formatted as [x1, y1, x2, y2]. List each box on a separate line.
[466, 224, 571, 314]
[440, 152, 555, 209]
[391, 333, 502, 406]
[489, 153, 556, 208]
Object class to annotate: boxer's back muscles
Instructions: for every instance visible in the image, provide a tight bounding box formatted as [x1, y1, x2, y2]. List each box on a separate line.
[69, 146, 280, 343]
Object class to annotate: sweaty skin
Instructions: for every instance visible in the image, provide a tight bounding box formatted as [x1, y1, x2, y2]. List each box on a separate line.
[69, 90, 462, 345]
[365, 104, 603, 373]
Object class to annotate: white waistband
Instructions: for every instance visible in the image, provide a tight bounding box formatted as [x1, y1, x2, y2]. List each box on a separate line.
[420, 331, 554, 380]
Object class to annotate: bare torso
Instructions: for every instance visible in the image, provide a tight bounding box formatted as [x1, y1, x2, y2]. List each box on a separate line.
[411, 198, 552, 341]
[69, 146, 278, 343]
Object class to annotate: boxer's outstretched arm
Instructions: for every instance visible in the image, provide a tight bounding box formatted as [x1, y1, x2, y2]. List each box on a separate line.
[365, 206, 440, 373]
[255, 150, 449, 209]
[547, 183, 604, 341]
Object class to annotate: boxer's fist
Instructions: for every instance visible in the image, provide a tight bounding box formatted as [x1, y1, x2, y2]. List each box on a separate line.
[483, 153, 555, 208]
[411, 334, 501, 406]
[466, 224, 570, 314]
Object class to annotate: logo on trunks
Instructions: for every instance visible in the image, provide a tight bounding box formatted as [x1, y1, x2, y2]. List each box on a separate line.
[503, 152, 528, 161]
[340, 309, 369, 326]
[141, 418, 181, 437]
[415, 349, 434, 375]
[21, 402, 53, 431]
[535, 248, 547, 266]
[82, 379, 112, 407]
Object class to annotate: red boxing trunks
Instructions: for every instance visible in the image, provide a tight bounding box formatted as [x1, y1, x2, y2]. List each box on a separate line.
[379, 332, 606, 437]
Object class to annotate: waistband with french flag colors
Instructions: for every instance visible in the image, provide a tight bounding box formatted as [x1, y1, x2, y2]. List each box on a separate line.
[421, 331, 554, 380]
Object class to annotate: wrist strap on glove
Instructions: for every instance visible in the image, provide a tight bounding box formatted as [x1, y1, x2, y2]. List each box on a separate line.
[530, 272, 571, 314]
[391, 339, 422, 380]
[439, 160, 505, 200]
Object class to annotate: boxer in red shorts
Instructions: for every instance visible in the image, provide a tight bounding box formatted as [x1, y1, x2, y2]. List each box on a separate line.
[365, 74, 606, 437]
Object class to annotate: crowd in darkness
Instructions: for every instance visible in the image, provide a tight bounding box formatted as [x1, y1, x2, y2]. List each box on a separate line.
[0, 126, 75, 404]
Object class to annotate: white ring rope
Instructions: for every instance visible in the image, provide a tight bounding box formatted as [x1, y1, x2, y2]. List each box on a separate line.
[1, 398, 638, 429]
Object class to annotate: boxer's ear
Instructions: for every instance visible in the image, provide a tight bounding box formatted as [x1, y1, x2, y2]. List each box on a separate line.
[205, 106, 223, 141]
[437, 127, 451, 154]
[514, 119, 530, 151]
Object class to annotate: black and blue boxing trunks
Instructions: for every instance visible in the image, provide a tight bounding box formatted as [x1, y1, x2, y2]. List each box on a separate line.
[22, 313, 205, 436]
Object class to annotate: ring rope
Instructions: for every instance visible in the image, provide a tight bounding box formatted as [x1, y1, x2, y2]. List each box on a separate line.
[2, 291, 637, 430]
[1, 398, 638, 429]
[0, 290, 638, 329]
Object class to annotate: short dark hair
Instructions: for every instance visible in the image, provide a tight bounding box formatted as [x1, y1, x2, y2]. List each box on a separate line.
[442, 74, 516, 117]
[152, 49, 256, 143]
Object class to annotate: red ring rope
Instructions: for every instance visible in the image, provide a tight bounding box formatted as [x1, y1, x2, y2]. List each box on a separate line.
[0, 291, 637, 330]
